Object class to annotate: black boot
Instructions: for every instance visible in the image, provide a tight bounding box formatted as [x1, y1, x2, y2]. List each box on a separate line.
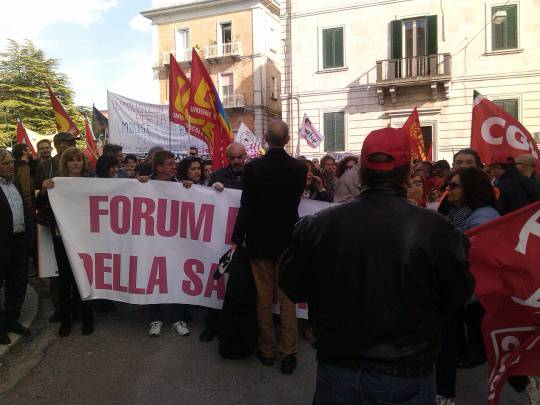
[82, 314, 94, 336]
[59, 320, 72, 337]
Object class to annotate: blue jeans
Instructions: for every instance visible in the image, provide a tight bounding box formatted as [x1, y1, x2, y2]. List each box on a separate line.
[313, 362, 436, 405]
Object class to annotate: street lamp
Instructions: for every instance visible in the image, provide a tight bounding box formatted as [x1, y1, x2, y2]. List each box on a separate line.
[492, 10, 507, 25]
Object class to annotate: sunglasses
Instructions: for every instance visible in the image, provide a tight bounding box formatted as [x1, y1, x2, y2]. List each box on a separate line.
[448, 181, 463, 190]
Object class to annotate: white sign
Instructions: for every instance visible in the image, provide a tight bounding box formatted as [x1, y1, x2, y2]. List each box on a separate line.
[299, 113, 323, 148]
[235, 122, 261, 158]
[107, 91, 206, 156]
[46, 178, 333, 317]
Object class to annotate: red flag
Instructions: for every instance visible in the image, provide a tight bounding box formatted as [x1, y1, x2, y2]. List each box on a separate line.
[83, 115, 99, 168]
[188, 48, 233, 169]
[466, 201, 540, 404]
[169, 53, 191, 130]
[402, 108, 427, 161]
[471, 91, 540, 165]
[46, 83, 80, 135]
[16, 118, 36, 157]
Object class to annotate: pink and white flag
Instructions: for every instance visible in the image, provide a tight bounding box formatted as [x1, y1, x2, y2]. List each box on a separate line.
[299, 113, 323, 148]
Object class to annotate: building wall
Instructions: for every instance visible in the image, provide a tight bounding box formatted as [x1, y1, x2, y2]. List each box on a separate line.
[281, 0, 540, 162]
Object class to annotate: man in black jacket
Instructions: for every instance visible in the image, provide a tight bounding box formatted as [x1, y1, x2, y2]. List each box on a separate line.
[0, 149, 31, 345]
[488, 152, 540, 215]
[232, 120, 307, 375]
[279, 127, 473, 403]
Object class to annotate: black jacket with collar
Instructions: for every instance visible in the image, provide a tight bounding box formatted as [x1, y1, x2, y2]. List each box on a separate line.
[0, 177, 26, 267]
[208, 166, 244, 190]
[232, 148, 307, 259]
[496, 165, 540, 215]
[279, 184, 473, 377]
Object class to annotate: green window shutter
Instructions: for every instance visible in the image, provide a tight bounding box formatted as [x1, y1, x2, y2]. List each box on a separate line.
[492, 5, 518, 50]
[334, 28, 344, 67]
[493, 99, 518, 119]
[324, 113, 335, 151]
[426, 15, 438, 55]
[323, 29, 333, 69]
[335, 113, 345, 151]
[391, 20, 402, 59]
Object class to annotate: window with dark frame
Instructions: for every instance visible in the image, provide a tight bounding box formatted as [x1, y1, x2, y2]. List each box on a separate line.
[271, 77, 277, 100]
[421, 126, 433, 159]
[492, 4, 518, 51]
[322, 27, 344, 70]
[323, 112, 345, 151]
[493, 99, 519, 120]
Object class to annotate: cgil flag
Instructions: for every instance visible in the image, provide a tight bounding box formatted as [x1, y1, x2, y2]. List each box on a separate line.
[471, 91, 539, 164]
[168, 53, 191, 131]
[83, 114, 99, 168]
[402, 107, 428, 161]
[15, 118, 37, 157]
[188, 48, 233, 169]
[46, 83, 79, 135]
[298, 113, 323, 149]
[466, 201, 540, 405]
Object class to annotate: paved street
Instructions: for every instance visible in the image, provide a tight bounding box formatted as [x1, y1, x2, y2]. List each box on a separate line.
[0, 280, 526, 405]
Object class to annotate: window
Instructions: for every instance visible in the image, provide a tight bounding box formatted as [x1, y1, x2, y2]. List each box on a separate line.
[220, 73, 234, 103]
[323, 112, 345, 151]
[491, 4, 518, 50]
[421, 126, 433, 158]
[493, 98, 518, 119]
[322, 27, 344, 69]
[271, 77, 277, 100]
[175, 29, 190, 62]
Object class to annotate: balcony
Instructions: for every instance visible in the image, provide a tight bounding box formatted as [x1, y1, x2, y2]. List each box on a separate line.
[203, 41, 243, 63]
[376, 53, 451, 104]
[221, 94, 244, 109]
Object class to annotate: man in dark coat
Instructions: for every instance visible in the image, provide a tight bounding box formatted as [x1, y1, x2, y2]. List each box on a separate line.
[0, 149, 31, 345]
[489, 152, 540, 215]
[279, 128, 474, 403]
[231, 120, 307, 375]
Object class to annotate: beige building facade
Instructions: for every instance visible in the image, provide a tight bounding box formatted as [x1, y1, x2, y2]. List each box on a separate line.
[280, 0, 540, 162]
[142, 0, 282, 142]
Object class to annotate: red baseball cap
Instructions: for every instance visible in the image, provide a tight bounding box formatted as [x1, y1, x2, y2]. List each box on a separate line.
[488, 151, 515, 165]
[361, 127, 411, 171]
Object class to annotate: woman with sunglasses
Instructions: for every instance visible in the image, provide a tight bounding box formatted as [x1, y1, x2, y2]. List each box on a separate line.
[436, 166, 499, 405]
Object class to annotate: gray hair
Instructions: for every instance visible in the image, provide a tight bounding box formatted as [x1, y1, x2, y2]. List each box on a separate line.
[0, 149, 12, 162]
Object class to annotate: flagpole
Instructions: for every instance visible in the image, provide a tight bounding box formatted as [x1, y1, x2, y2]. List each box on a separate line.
[187, 116, 192, 155]
[169, 120, 172, 151]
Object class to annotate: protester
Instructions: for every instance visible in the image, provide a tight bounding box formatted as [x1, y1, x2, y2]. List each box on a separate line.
[279, 127, 473, 403]
[138, 150, 190, 337]
[189, 146, 199, 157]
[311, 157, 321, 172]
[123, 154, 138, 178]
[302, 160, 331, 202]
[34, 139, 54, 191]
[12, 144, 33, 210]
[202, 160, 213, 186]
[407, 172, 425, 206]
[136, 145, 165, 176]
[320, 155, 337, 199]
[199, 142, 247, 343]
[232, 120, 307, 375]
[335, 156, 358, 178]
[0, 149, 31, 345]
[515, 154, 540, 184]
[38, 147, 94, 337]
[488, 152, 540, 215]
[436, 167, 499, 404]
[37, 139, 53, 161]
[177, 156, 204, 187]
[95, 156, 119, 179]
[333, 162, 361, 203]
[102, 144, 128, 178]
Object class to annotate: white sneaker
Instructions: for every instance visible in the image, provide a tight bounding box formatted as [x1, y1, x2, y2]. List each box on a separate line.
[436, 395, 455, 405]
[148, 321, 163, 337]
[171, 321, 189, 336]
[526, 377, 540, 405]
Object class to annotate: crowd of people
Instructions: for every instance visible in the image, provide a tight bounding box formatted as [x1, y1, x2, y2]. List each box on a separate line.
[1, 119, 540, 404]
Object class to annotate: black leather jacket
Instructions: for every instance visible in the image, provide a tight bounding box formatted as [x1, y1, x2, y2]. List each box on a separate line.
[279, 184, 473, 377]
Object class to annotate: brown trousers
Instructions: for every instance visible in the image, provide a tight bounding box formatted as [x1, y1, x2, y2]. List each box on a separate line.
[250, 259, 297, 358]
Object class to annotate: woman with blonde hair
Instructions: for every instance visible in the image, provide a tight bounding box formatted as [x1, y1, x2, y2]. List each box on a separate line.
[37, 147, 94, 337]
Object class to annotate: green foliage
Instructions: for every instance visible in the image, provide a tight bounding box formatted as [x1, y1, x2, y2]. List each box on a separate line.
[0, 39, 87, 147]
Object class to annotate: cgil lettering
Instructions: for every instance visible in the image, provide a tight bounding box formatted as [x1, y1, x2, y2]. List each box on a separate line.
[89, 195, 215, 242]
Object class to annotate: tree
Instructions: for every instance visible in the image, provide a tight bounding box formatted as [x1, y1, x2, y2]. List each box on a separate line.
[0, 39, 86, 147]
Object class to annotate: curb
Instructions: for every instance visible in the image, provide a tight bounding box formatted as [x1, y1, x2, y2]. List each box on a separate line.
[0, 283, 39, 359]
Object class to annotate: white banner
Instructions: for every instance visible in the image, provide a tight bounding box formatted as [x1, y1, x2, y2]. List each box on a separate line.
[235, 122, 261, 158]
[299, 113, 323, 148]
[107, 91, 207, 156]
[47, 178, 333, 317]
